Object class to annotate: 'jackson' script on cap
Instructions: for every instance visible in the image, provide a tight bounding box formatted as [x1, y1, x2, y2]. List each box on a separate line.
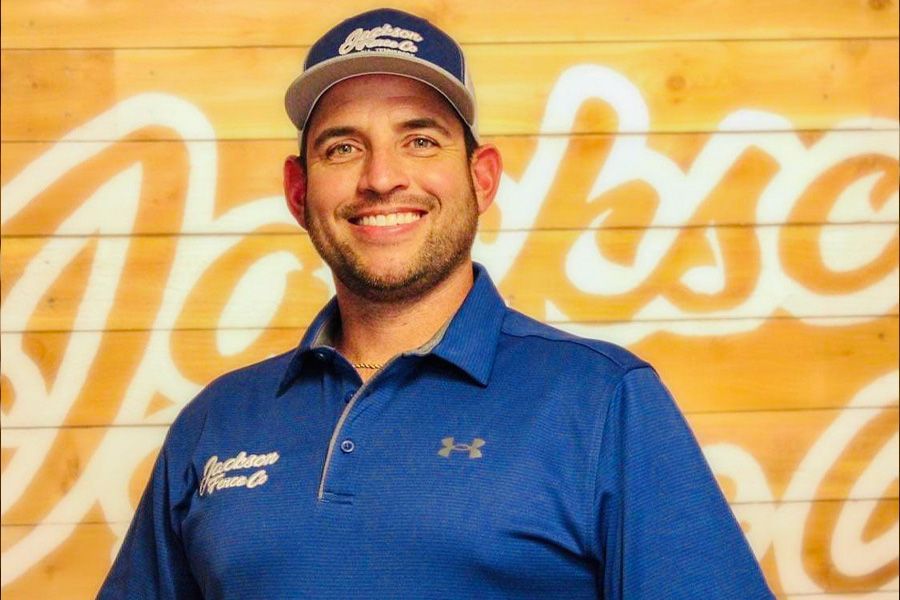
[339, 23, 423, 55]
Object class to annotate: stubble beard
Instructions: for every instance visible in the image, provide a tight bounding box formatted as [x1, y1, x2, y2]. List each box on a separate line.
[304, 185, 480, 304]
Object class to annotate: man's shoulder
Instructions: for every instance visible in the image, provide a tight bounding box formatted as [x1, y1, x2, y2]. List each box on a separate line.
[203, 348, 296, 395]
[169, 349, 296, 431]
[499, 308, 650, 374]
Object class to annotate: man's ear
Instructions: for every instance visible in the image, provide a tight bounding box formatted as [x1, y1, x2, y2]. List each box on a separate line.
[283, 155, 308, 229]
[469, 144, 503, 215]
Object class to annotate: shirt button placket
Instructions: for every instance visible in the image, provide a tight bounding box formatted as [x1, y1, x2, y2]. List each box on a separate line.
[321, 389, 368, 502]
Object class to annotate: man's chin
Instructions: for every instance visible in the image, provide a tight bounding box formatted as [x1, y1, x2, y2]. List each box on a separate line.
[338, 267, 430, 303]
[334, 252, 471, 304]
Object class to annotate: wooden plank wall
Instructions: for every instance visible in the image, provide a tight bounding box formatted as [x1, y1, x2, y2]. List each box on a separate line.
[2, 1, 898, 597]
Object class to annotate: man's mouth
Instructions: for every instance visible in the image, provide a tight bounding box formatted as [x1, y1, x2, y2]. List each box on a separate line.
[350, 211, 424, 227]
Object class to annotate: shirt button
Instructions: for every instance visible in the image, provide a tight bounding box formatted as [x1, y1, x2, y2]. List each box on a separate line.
[340, 439, 355, 453]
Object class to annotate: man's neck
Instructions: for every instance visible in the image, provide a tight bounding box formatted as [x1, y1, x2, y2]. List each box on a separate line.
[333, 262, 474, 380]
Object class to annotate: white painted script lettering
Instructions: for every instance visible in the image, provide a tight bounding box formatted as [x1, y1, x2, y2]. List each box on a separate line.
[0, 62, 896, 591]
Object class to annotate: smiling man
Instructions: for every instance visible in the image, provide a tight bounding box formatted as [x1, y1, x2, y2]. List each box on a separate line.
[98, 8, 774, 599]
[282, 72, 501, 380]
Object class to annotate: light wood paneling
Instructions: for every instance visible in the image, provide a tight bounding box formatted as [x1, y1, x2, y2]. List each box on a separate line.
[2, 499, 897, 597]
[786, 594, 900, 599]
[2, 426, 165, 527]
[0, 328, 302, 427]
[1, 316, 896, 427]
[3, 40, 897, 142]
[3, 407, 897, 525]
[696, 408, 899, 504]
[2, 516, 120, 600]
[2, 0, 898, 597]
[3, 131, 897, 236]
[632, 315, 898, 414]
[2, 224, 897, 332]
[789, 498, 900, 595]
[2, 0, 896, 49]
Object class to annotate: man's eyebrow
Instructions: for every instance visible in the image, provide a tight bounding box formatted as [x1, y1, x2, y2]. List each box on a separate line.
[399, 117, 452, 137]
[311, 126, 359, 151]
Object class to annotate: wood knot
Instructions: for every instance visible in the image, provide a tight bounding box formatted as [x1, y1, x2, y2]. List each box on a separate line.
[667, 74, 686, 91]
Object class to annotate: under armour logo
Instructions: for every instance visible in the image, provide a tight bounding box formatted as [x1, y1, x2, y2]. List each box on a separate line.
[438, 437, 485, 459]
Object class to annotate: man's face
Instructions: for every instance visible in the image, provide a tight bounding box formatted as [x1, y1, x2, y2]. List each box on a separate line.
[298, 74, 483, 302]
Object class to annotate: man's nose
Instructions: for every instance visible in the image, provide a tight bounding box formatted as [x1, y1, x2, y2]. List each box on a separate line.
[357, 145, 409, 196]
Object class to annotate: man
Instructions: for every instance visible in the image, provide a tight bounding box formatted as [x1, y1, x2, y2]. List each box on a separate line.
[99, 8, 774, 599]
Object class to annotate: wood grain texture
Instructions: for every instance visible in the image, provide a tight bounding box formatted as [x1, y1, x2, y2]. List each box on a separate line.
[631, 315, 898, 414]
[3, 131, 897, 236]
[2, 316, 896, 427]
[2, 39, 897, 142]
[2, 224, 897, 332]
[785, 594, 900, 599]
[786, 595, 899, 600]
[2, 0, 897, 49]
[3, 406, 897, 526]
[2, 499, 897, 597]
[2, 1, 898, 597]
[2, 517, 120, 600]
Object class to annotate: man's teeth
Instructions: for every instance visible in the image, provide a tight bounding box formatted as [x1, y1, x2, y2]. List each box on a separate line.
[358, 212, 422, 227]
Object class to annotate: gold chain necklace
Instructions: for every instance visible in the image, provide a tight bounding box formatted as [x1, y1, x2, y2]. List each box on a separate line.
[351, 362, 383, 370]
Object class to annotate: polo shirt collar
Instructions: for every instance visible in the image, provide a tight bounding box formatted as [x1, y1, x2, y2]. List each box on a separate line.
[276, 262, 505, 394]
[276, 296, 339, 396]
[428, 263, 505, 386]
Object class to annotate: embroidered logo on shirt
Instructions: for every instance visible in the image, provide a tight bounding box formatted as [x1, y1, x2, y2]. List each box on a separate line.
[199, 450, 280, 496]
[438, 437, 485, 459]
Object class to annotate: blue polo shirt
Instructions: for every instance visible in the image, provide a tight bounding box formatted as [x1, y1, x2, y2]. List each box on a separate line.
[99, 264, 773, 599]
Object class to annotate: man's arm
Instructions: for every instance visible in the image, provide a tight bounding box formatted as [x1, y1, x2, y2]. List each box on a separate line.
[592, 366, 774, 598]
[97, 416, 203, 598]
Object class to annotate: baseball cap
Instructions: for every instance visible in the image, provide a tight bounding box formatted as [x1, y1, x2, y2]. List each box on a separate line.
[284, 8, 478, 141]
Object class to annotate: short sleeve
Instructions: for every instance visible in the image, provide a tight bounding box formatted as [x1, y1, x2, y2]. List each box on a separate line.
[96, 408, 205, 599]
[592, 367, 774, 599]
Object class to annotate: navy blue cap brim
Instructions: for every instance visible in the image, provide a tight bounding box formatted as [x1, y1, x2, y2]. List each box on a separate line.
[284, 52, 478, 140]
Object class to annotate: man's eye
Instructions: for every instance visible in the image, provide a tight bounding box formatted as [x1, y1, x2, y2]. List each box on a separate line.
[327, 143, 356, 158]
[410, 137, 436, 149]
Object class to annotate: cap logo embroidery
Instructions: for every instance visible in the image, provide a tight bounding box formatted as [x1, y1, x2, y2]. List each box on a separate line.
[338, 23, 423, 56]
[438, 437, 485, 459]
[199, 450, 280, 496]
